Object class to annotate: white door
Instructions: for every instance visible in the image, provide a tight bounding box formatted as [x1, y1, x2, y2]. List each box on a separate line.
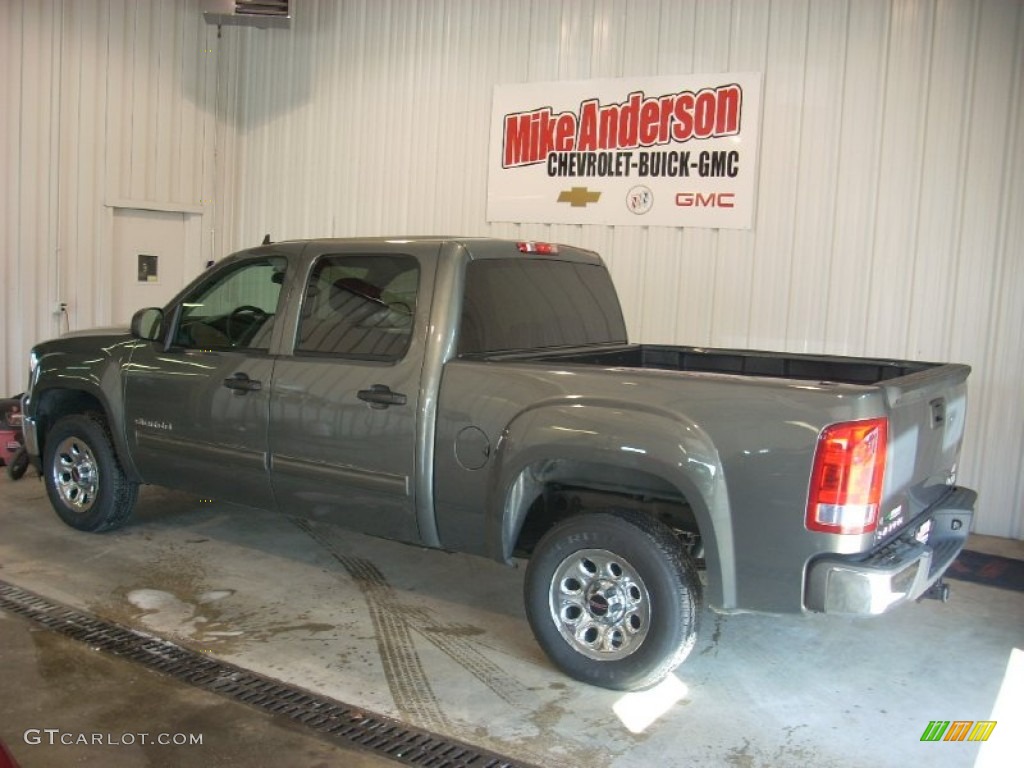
[112, 208, 188, 325]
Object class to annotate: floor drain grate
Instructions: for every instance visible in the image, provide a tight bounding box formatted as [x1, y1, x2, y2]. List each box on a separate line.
[0, 579, 535, 768]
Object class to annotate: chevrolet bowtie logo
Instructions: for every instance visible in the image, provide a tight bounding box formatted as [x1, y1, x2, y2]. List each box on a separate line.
[557, 187, 601, 207]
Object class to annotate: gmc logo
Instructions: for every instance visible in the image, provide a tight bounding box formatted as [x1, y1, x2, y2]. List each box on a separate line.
[675, 192, 735, 208]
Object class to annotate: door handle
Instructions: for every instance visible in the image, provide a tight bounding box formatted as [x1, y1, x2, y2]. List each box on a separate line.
[223, 372, 262, 393]
[357, 384, 407, 409]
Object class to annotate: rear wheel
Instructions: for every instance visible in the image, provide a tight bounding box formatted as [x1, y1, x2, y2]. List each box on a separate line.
[524, 509, 701, 690]
[43, 413, 138, 532]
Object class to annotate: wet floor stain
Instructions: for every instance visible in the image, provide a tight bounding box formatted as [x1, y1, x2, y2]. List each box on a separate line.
[93, 545, 340, 656]
[528, 698, 569, 731]
[701, 613, 724, 656]
[126, 587, 219, 636]
[722, 729, 830, 768]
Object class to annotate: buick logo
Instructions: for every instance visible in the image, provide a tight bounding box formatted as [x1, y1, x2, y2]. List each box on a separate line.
[626, 186, 653, 215]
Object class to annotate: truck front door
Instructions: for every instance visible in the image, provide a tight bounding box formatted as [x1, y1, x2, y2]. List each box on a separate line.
[123, 254, 289, 508]
[268, 246, 432, 543]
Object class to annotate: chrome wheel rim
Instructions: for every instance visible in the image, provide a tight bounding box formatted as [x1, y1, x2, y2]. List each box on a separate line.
[548, 548, 650, 661]
[51, 436, 99, 513]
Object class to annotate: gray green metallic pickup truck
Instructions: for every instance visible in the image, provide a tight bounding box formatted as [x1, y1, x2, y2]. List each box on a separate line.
[23, 237, 977, 690]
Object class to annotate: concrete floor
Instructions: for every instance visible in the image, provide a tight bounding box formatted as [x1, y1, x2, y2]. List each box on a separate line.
[0, 473, 1021, 768]
[0, 610, 394, 767]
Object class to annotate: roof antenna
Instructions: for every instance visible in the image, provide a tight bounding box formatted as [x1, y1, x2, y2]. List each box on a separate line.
[262, 233, 272, 245]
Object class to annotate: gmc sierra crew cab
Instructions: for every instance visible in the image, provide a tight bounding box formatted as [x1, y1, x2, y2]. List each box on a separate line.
[22, 237, 977, 690]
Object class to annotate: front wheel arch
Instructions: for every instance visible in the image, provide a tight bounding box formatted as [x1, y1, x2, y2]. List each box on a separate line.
[30, 385, 141, 483]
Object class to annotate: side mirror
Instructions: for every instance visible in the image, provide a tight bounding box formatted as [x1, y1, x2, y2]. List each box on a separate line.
[130, 307, 164, 341]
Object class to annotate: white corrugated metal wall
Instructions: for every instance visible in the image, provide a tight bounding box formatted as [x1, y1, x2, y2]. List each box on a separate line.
[216, 0, 1024, 539]
[3, 0, 1022, 539]
[1, 0, 218, 391]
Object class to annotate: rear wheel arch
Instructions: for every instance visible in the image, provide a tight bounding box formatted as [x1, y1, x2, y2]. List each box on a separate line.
[499, 458, 726, 608]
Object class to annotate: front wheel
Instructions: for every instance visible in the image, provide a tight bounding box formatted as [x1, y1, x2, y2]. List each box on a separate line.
[524, 509, 702, 691]
[43, 413, 138, 532]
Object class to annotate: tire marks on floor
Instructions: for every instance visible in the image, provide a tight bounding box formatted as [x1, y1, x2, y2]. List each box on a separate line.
[291, 517, 450, 732]
[292, 518, 533, 711]
[403, 603, 531, 707]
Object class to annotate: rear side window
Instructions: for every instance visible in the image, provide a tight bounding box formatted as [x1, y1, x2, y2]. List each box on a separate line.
[295, 254, 419, 362]
[458, 259, 627, 355]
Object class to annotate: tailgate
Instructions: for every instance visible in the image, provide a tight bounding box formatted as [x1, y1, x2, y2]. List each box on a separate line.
[804, 362, 975, 614]
[876, 363, 971, 541]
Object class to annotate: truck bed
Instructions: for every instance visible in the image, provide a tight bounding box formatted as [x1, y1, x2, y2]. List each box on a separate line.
[533, 344, 935, 385]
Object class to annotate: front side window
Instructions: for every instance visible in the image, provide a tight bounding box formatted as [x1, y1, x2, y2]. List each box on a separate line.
[173, 257, 286, 350]
[295, 254, 419, 362]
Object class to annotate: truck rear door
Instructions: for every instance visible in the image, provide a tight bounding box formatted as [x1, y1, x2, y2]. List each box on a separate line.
[268, 244, 435, 544]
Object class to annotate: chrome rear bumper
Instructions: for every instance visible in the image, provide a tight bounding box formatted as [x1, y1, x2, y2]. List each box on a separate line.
[805, 487, 976, 614]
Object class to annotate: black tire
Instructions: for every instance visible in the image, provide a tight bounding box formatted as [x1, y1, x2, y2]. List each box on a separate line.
[6, 447, 29, 480]
[43, 413, 139, 532]
[524, 509, 701, 691]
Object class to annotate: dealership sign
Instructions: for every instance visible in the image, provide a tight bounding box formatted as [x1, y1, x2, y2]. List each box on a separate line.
[487, 73, 762, 229]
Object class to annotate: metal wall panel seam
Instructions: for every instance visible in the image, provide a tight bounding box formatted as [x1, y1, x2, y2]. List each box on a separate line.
[781, 3, 814, 354]
[2, 1, 26, 388]
[48, 2, 63, 341]
[949, 0, 1018, 524]
[975, 0, 1024, 539]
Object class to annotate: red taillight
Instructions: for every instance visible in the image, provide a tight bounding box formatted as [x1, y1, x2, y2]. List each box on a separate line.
[806, 418, 888, 534]
[516, 241, 559, 255]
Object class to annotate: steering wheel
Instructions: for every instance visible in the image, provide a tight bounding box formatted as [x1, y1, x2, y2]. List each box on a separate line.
[225, 305, 268, 344]
[387, 301, 414, 328]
